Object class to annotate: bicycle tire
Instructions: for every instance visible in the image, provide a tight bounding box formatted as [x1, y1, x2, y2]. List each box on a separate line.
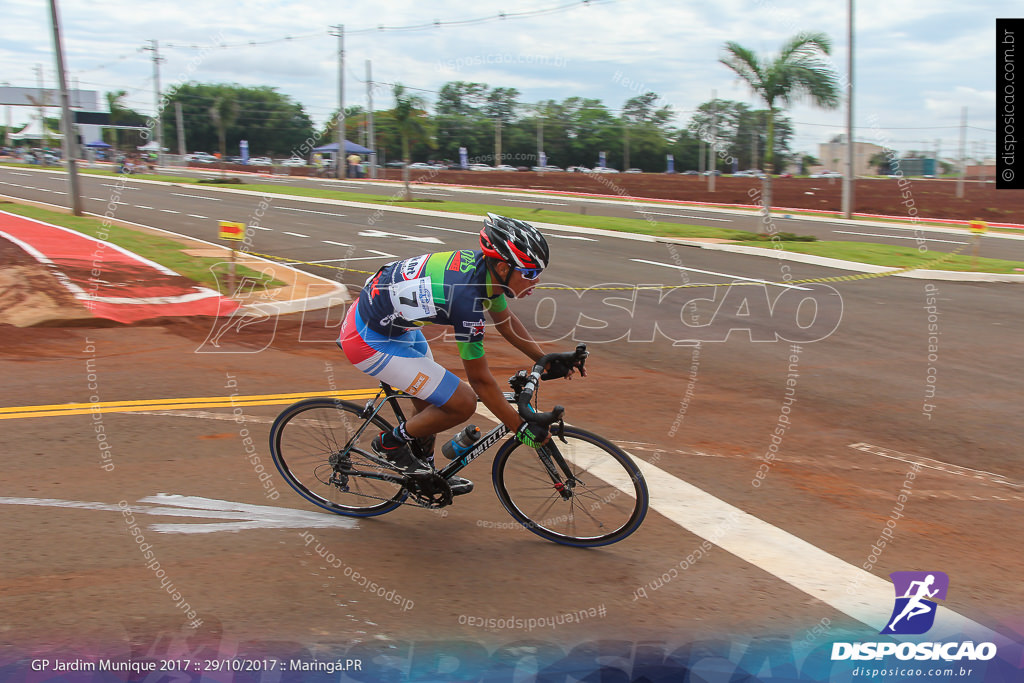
[270, 398, 407, 517]
[491, 426, 649, 547]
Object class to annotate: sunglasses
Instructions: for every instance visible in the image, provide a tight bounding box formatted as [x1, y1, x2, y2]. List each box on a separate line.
[515, 267, 542, 280]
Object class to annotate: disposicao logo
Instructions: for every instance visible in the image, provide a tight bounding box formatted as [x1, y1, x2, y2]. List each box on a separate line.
[831, 571, 998, 663]
[881, 571, 949, 635]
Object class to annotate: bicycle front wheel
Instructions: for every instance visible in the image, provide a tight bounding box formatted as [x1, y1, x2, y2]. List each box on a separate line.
[270, 398, 406, 517]
[492, 426, 649, 547]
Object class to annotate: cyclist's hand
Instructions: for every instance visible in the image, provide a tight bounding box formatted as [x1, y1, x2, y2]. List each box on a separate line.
[516, 421, 549, 448]
[541, 357, 588, 380]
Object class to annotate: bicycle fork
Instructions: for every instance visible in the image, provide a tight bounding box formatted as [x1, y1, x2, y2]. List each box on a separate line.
[536, 442, 579, 500]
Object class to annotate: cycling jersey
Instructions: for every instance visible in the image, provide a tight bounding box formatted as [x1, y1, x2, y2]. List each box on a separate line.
[356, 250, 507, 361]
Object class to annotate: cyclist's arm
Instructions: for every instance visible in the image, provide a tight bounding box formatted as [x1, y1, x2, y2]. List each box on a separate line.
[462, 355, 525, 432]
[488, 305, 544, 363]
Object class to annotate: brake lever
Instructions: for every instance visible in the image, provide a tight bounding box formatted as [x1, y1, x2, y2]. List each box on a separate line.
[556, 417, 567, 444]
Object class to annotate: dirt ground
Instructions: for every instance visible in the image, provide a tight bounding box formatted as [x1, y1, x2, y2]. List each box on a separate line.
[379, 169, 1019, 223]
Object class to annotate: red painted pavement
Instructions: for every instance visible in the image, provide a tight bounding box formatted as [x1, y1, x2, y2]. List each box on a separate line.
[0, 211, 240, 323]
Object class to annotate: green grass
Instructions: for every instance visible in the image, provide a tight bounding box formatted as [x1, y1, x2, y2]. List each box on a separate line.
[0, 202, 286, 291]
[747, 240, 1024, 274]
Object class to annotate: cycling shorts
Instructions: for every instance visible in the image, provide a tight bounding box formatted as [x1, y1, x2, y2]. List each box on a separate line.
[339, 305, 462, 406]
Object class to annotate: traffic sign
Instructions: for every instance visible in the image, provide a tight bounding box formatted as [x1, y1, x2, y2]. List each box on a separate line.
[218, 220, 245, 240]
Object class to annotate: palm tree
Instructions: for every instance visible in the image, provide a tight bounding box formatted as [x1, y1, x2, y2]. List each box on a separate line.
[391, 84, 434, 200]
[209, 95, 239, 178]
[105, 90, 128, 150]
[720, 32, 840, 216]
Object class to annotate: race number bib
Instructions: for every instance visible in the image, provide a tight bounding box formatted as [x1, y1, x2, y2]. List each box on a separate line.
[388, 277, 436, 321]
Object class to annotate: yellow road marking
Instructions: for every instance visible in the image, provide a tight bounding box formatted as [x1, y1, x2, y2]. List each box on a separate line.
[0, 390, 381, 421]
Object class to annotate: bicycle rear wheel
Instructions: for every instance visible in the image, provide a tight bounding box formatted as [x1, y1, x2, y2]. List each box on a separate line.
[491, 426, 649, 547]
[270, 398, 406, 517]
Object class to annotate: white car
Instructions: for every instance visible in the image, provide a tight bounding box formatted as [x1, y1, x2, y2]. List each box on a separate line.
[279, 157, 307, 167]
[248, 156, 273, 166]
[590, 167, 619, 174]
[187, 153, 218, 164]
[531, 165, 563, 172]
[467, 163, 494, 171]
[810, 171, 842, 178]
[494, 164, 519, 172]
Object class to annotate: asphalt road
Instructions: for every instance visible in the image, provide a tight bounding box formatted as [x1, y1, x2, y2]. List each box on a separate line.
[1, 164, 1022, 675]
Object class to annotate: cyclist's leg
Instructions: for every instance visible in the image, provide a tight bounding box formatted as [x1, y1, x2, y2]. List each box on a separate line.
[339, 306, 475, 437]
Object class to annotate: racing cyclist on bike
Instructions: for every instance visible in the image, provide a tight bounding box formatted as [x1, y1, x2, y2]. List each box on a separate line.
[338, 213, 584, 495]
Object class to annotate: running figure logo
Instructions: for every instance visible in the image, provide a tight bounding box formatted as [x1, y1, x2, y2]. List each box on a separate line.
[881, 571, 949, 635]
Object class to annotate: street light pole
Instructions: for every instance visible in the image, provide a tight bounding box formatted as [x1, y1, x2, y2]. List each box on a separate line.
[47, 0, 82, 215]
[841, 0, 855, 219]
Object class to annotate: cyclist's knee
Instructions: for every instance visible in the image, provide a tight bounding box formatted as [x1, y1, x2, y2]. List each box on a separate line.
[443, 383, 476, 421]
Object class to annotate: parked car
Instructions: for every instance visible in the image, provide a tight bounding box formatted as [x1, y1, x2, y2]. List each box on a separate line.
[494, 164, 519, 172]
[625, 168, 643, 174]
[407, 162, 434, 170]
[187, 152, 218, 164]
[248, 156, 273, 166]
[279, 156, 307, 167]
[531, 164, 564, 172]
[810, 170, 842, 178]
[467, 163, 494, 171]
[682, 170, 699, 175]
[590, 167, 619, 174]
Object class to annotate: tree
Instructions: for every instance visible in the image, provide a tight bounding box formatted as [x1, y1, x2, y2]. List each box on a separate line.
[209, 94, 239, 177]
[720, 32, 840, 215]
[621, 92, 673, 170]
[104, 90, 147, 150]
[868, 151, 891, 175]
[390, 84, 434, 200]
[162, 83, 314, 156]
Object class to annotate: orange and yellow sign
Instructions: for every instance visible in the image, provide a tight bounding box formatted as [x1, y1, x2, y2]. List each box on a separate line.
[968, 220, 988, 234]
[218, 221, 245, 241]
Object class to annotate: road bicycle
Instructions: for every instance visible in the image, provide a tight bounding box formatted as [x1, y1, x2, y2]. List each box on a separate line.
[269, 345, 649, 547]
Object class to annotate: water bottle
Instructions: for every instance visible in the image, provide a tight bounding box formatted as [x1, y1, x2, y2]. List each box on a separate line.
[441, 425, 481, 460]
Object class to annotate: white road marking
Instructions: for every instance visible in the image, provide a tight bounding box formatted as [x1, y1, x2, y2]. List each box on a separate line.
[417, 224, 475, 235]
[639, 211, 732, 222]
[136, 205, 155, 210]
[100, 183, 137, 190]
[630, 258, 810, 291]
[501, 197, 569, 206]
[366, 249, 396, 257]
[278, 206, 345, 217]
[358, 229, 443, 244]
[849, 442, 1024, 490]
[833, 230, 968, 245]
[283, 231, 309, 238]
[170, 192, 222, 201]
[0, 493, 357, 534]
[309, 253, 396, 263]
[322, 240, 352, 247]
[160, 209, 179, 214]
[470, 403, 1005, 641]
[187, 213, 206, 219]
[248, 225, 271, 230]
[10, 172, 32, 176]
[546, 233, 596, 241]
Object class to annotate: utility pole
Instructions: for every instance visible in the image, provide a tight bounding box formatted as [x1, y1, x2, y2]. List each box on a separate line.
[623, 123, 630, 171]
[537, 110, 544, 171]
[841, 0, 855, 218]
[751, 129, 757, 171]
[141, 40, 164, 164]
[175, 101, 186, 156]
[333, 24, 345, 179]
[495, 116, 502, 167]
[48, 0, 82, 214]
[34, 64, 48, 146]
[2, 81, 11, 147]
[708, 90, 716, 191]
[956, 106, 966, 198]
[366, 59, 376, 178]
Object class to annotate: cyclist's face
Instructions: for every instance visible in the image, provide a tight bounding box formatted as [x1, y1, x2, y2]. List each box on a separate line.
[499, 262, 541, 298]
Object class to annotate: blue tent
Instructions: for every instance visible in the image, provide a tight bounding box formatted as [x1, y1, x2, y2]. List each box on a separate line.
[312, 140, 373, 154]
[85, 140, 111, 148]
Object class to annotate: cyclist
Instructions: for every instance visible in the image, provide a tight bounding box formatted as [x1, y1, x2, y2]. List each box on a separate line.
[338, 213, 584, 495]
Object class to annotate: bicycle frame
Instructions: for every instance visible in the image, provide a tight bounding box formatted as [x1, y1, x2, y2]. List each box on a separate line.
[352, 382, 576, 496]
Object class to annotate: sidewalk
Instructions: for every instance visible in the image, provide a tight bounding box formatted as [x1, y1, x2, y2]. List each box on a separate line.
[0, 201, 350, 326]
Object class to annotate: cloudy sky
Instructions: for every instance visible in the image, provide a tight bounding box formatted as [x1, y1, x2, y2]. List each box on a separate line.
[0, 0, 1001, 161]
